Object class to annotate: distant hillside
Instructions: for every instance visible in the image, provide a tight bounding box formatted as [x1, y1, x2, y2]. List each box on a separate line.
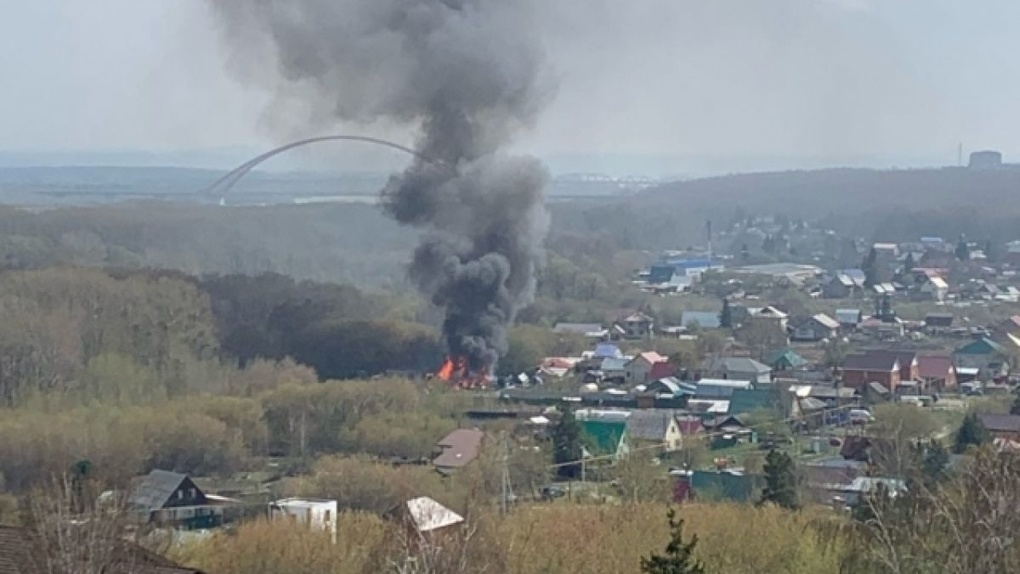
[638, 167, 1020, 217]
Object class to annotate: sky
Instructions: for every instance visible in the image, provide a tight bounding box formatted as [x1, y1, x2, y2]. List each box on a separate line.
[2, 0, 1019, 174]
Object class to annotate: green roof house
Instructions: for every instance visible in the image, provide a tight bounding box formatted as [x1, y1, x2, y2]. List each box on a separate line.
[580, 419, 630, 460]
[954, 337, 1011, 379]
[763, 348, 808, 371]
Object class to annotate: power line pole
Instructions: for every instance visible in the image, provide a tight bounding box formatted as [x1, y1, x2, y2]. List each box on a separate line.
[500, 432, 513, 515]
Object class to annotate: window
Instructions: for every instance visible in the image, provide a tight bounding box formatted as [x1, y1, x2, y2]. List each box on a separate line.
[323, 509, 331, 524]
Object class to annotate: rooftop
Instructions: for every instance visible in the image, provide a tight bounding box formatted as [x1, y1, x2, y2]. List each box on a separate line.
[434, 428, 484, 469]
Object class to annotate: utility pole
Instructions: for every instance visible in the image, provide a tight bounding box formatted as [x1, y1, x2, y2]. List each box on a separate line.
[500, 432, 513, 515]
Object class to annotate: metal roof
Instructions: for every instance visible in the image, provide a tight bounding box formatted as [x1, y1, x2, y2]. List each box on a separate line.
[128, 470, 190, 512]
[625, 410, 676, 442]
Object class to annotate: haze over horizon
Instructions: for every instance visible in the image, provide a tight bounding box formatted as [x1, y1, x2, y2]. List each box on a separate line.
[2, 0, 1019, 175]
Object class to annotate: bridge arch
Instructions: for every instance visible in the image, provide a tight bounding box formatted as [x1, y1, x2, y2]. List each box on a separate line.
[200, 135, 437, 198]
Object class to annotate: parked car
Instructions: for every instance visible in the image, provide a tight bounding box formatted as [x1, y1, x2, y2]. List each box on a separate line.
[849, 409, 875, 425]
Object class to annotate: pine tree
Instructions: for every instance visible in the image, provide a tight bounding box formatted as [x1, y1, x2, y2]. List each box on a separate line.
[758, 449, 800, 510]
[954, 412, 991, 454]
[862, 247, 878, 288]
[902, 252, 916, 276]
[552, 406, 584, 479]
[955, 238, 970, 262]
[718, 299, 733, 329]
[921, 440, 950, 487]
[640, 508, 706, 574]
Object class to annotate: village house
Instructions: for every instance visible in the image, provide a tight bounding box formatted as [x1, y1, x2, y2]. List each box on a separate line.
[599, 357, 630, 383]
[625, 351, 673, 384]
[618, 312, 655, 340]
[836, 309, 863, 330]
[917, 355, 957, 391]
[790, 313, 840, 342]
[823, 270, 865, 299]
[433, 428, 485, 474]
[580, 419, 630, 460]
[625, 410, 684, 451]
[918, 276, 949, 302]
[127, 470, 238, 530]
[976, 413, 1020, 441]
[763, 348, 808, 372]
[698, 357, 771, 384]
[954, 337, 1011, 380]
[840, 352, 901, 393]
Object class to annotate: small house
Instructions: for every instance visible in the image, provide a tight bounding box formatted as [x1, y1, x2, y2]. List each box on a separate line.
[625, 351, 670, 384]
[699, 357, 772, 384]
[580, 419, 630, 460]
[823, 273, 857, 299]
[600, 357, 630, 383]
[626, 410, 684, 451]
[763, 348, 808, 372]
[919, 276, 949, 302]
[619, 312, 655, 340]
[836, 309, 863, 330]
[790, 313, 840, 342]
[954, 337, 1011, 379]
[127, 470, 236, 529]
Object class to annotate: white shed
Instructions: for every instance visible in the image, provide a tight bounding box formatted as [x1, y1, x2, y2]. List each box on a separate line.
[270, 498, 338, 542]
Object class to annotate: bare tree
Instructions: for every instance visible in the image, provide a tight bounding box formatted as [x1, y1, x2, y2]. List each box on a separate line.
[844, 447, 1020, 574]
[20, 475, 149, 574]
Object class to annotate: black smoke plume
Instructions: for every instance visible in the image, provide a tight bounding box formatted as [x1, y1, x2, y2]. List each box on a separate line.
[208, 0, 552, 373]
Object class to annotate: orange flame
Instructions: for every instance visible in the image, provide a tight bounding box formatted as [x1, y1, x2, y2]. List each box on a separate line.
[437, 357, 456, 380]
[435, 356, 488, 389]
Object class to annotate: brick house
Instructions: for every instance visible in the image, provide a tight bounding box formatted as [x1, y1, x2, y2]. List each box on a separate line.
[917, 355, 957, 391]
[841, 352, 901, 392]
[977, 413, 1020, 441]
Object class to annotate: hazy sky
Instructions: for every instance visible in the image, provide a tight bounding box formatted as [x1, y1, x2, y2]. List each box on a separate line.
[2, 0, 1019, 171]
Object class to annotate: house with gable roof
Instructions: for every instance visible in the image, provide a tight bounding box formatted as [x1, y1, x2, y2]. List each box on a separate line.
[580, 419, 630, 460]
[955, 337, 1011, 379]
[619, 311, 655, 340]
[127, 470, 238, 529]
[626, 351, 673, 383]
[698, 356, 772, 384]
[790, 313, 840, 342]
[626, 410, 684, 451]
[917, 355, 957, 391]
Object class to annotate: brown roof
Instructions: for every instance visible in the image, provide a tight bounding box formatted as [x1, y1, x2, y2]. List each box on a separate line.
[917, 355, 955, 379]
[433, 428, 485, 469]
[978, 413, 1020, 434]
[0, 525, 202, 574]
[842, 351, 899, 372]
